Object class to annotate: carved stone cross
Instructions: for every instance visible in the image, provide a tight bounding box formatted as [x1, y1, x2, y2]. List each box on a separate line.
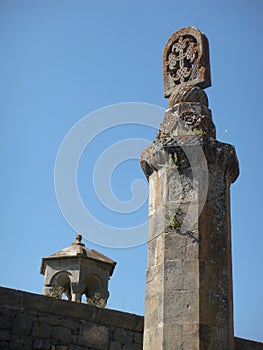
[163, 26, 211, 97]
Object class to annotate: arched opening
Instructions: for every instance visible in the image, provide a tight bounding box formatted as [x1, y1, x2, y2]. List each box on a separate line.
[49, 271, 72, 300]
[82, 274, 106, 307]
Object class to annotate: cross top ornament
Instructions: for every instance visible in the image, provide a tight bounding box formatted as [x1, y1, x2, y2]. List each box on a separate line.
[163, 26, 211, 97]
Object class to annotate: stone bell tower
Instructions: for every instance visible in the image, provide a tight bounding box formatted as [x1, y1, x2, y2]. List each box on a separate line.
[141, 27, 239, 350]
[40, 234, 116, 307]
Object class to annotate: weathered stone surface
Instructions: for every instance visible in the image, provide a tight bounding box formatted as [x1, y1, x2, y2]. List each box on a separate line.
[13, 313, 33, 335]
[113, 327, 133, 344]
[38, 314, 62, 327]
[235, 337, 263, 350]
[10, 334, 32, 349]
[0, 309, 13, 330]
[163, 26, 211, 98]
[123, 343, 143, 350]
[33, 337, 51, 350]
[54, 346, 68, 350]
[109, 340, 122, 350]
[142, 133, 239, 349]
[0, 286, 144, 349]
[78, 323, 109, 348]
[32, 322, 52, 338]
[142, 26, 241, 350]
[52, 326, 73, 345]
[0, 286, 21, 306]
[68, 345, 88, 350]
[20, 291, 55, 313]
[0, 329, 10, 341]
[0, 341, 9, 350]
[159, 102, 216, 138]
[168, 85, 209, 107]
[133, 331, 143, 344]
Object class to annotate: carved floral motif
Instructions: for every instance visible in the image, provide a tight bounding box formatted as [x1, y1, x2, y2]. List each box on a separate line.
[167, 35, 198, 88]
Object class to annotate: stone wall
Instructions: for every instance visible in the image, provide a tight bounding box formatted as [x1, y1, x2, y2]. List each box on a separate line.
[0, 286, 262, 350]
[235, 337, 263, 350]
[0, 287, 143, 350]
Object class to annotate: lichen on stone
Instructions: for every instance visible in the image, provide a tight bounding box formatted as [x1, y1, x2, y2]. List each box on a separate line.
[47, 286, 65, 299]
[86, 292, 107, 308]
[167, 208, 183, 229]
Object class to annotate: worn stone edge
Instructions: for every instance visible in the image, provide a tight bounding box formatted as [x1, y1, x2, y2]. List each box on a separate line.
[234, 337, 263, 349]
[0, 286, 143, 332]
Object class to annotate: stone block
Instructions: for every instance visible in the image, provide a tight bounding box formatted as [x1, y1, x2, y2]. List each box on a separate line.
[98, 309, 142, 331]
[135, 317, 144, 332]
[164, 233, 186, 260]
[182, 339, 200, 350]
[109, 340, 122, 350]
[148, 171, 163, 215]
[10, 334, 32, 350]
[199, 323, 214, 349]
[0, 341, 10, 350]
[113, 328, 133, 344]
[234, 337, 263, 350]
[123, 343, 143, 350]
[0, 329, 10, 341]
[38, 314, 62, 327]
[62, 318, 78, 331]
[133, 332, 143, 344]
[33, 337, 52, 350]
[182, 322, 199, 340]
[78, 323, 109, 349]
[164, 259, 199, 292]
[163, 323, 182, 340]
[164, 290, 199, 324]
[0, 309, 13, 330]
[20, 292, 55, 314]
[148, 208, 166, 239]
[32, 322, 52, 338]
[0, 287, 21, 307]
[68, 345, 87, 350]
[12, 313, 33, 335]
[52, 299, 77, 318]
[144, 294, 163, 325]
[52, 326, 72, 345]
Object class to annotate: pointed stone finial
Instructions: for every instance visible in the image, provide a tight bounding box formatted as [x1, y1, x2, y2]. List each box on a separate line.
[73, 234, 84, 246]
[163, 26, 211, 98]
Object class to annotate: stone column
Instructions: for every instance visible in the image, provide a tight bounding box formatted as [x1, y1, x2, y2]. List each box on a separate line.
[71, 291, 82, 303]
[141, 27, 239, 350]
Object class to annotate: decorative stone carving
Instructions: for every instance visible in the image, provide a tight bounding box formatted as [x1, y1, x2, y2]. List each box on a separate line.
[168, 85, 208, 108]
[158, 102, 216, 139]
[161, 29, 214, 141]
[163, 26, 211, 98]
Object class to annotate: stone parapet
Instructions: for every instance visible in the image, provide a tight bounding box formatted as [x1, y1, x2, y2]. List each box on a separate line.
[0, 286, 143, 350]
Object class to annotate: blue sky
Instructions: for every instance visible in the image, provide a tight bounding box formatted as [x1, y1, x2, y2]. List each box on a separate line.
[1, 0, 263, 342]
